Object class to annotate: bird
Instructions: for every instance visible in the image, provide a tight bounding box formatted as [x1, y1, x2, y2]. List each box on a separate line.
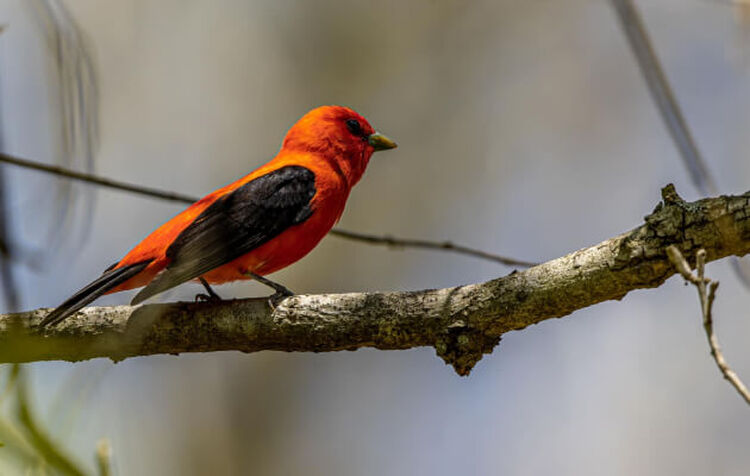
[40, 105, 396, 327]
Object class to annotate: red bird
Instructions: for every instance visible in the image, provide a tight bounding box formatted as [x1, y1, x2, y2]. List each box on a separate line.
[42, 106, 396, 326]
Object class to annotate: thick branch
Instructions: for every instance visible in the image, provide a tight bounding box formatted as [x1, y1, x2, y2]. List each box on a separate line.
[1, 185, 749, 375]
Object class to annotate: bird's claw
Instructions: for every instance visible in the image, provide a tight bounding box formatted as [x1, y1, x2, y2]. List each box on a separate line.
[195, 277, 223, 302]
[195, 292, 223, 303]
[267, 289, 294, 310]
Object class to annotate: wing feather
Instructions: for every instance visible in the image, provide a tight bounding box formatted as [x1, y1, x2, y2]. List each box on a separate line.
[131, 166, 315, 304]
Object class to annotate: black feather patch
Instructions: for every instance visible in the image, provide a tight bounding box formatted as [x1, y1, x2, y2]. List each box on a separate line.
[131, 165, 316, 304]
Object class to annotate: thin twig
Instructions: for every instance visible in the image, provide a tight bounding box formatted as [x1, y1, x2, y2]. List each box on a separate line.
[14, 365, 87, 476]
[612, 0, 750, 289]
[0, 182, 20, 313]
[611, 0, 717, 196]
[0, 89, 20, 313]
[0, 152, 536, 268]
[95, 438, 111, 476]
[327, 229, 537, 267]
[30, 0, 101, 258]
[666, 245, 750, 406]
[665, 246, 699, 284]
[0, 182, 20, 312]
[0, 153, 195, 204]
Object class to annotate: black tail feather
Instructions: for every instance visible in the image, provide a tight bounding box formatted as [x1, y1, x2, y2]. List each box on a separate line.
[40, 260, 151, 327]
[130, 271, 175, 305]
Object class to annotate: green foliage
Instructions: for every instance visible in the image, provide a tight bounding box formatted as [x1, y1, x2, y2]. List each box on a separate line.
[0, 364, 111, 476]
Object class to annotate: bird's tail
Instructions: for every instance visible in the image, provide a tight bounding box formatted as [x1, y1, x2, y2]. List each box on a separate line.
[40, 260, 151, 327]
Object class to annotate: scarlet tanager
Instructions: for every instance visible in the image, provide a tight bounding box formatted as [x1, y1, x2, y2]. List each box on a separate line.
[41, 105, 396, 327]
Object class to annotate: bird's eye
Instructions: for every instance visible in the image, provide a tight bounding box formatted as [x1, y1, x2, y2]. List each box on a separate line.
[346, 119, 363, 136]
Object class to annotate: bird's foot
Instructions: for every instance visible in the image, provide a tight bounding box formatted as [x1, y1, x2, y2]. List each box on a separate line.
[195, 293, 223, 303]
[245, 272, 295, 309]
[196, 278, 223, 303]
[267, 287, 295, 310]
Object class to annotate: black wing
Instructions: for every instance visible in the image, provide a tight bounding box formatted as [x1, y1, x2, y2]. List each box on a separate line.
[131, 165, 316, 304]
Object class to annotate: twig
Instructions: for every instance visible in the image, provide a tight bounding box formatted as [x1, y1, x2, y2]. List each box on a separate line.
[0, 179, 20, 313]
[14, 365, 87, 476]
[29, 0, 101, 259]
[328, 229, 537, 267]
[666, 246, 750, 406]
[0, 152, 536, 268]
[612, 0, 750, 289]
[0, 153, 195, 204]
[95, 438, 111, 476]
[0, 89, 20, 313]
[0, 192, 21, 311]
[611, 0, 717, 196]
[0, 185, 748, 375]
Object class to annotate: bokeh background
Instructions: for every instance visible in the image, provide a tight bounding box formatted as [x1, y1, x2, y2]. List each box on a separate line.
[1, 0, 750, 474]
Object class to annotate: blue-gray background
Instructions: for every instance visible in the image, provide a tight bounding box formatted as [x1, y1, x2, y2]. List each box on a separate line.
[1, 1, 750, 474]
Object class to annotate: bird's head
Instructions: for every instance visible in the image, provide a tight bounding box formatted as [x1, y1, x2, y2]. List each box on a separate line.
[281, 105, 397, 187]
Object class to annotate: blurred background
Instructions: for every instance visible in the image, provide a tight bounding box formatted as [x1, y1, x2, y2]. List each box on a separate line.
[1, 0, 750, 474]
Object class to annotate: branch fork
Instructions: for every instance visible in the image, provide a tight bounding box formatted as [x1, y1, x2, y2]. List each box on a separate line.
[667, 245, 750, 406]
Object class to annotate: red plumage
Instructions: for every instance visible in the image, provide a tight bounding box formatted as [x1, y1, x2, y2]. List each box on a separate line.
[42, 105, 396, 326]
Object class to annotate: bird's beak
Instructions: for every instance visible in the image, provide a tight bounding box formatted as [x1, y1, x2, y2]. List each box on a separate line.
[368, 132, 397, 151]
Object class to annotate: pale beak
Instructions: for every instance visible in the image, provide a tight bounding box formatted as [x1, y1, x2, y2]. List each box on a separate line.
[367, 132, 397, 151]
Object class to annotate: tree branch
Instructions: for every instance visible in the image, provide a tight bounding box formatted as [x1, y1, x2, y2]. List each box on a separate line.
[1, 185, 748, 375]
[612, 0, 750, 288]
[667, 246, 750, 406]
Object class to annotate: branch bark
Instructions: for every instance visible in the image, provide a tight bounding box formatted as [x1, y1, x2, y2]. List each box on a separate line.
[1, 185, 749, 375]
